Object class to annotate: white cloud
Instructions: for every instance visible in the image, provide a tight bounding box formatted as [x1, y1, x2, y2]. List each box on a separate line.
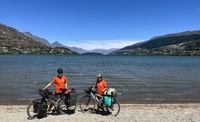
[64, 39, 144, 50]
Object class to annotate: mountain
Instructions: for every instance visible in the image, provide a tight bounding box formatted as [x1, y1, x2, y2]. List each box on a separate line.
[52, 41, 88, 54]
[22, 32, 52, 47]
[22, 32, 88, 54]
[0, 23, 77, 54]
[52, 41, 117, 54]
[69, 46, 88, 54]
[110, 30, 200, 56]
[52, 41, 67, 47]
[23, 32, 86, 54]
[89, 48, 119, 55]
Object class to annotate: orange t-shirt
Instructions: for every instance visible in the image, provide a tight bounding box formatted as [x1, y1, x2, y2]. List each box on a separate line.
[52, 76, 67, 93]
[96, 80, 107, 96]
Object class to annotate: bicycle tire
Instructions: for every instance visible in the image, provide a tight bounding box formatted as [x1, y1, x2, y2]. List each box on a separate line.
[58, 98, 76, 114]
[106, 97, 120, 117]
[27, 99, 41, 119]
[80, 95, 96, 113]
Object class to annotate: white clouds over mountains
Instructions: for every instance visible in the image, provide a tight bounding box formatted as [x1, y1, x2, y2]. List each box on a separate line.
[64, 39, 143, 50]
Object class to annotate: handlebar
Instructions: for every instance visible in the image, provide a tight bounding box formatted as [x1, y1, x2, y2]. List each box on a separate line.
[39, 89, 51, 98]
[39, 88, 76, 98]
[84, 87, 96, 94]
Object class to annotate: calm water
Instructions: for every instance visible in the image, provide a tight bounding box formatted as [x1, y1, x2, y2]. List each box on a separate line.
[0, 54, 200, 104]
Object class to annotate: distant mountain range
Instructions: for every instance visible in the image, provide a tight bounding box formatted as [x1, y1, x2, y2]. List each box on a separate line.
[88, 48, 119, 55]
[51, 41, 88, 54]
[1, 22, 200, 56]
[23, 32, 117, 54]
[23, 32, 52, 47]
[110, 30, 200, 56]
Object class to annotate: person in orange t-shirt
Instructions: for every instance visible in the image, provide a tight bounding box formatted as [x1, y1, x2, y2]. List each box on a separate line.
[94, 73, 107, 113]
[43, 68, 67, 93]
[95, 73, 107, 96]
[43, 68, 67, 111]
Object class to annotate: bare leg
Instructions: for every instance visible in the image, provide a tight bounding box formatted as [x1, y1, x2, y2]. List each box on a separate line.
[48, 103, 53, 111]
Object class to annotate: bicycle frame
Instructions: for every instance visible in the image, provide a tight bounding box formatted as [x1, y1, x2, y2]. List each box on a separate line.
[90, 92, 102, 104]
[27, 89, 77, 119]
[46, 97, 61, 111]
[80, 87, 120, 116]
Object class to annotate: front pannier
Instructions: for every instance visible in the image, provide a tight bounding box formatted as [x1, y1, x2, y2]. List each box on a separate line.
[103, 96, 112, 107]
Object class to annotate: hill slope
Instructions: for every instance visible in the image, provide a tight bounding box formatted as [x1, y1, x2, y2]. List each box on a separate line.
[52, 41, 88, 54]
[0, 23, 77, 54]
[111, 30, 200, 56]
[22, 32, 52, 47]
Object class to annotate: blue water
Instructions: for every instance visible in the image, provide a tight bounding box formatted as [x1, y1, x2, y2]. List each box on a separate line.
[0, 54, 200, 104]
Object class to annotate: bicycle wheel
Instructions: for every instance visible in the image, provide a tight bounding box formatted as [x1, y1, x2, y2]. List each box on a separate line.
[27, 99, 41, 119]
[58, 99, 76, 114]
[80, 95, 95, 113]
[106, 97, 120, 116]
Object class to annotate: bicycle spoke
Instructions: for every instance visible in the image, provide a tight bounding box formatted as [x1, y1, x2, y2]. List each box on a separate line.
[58, 99, 76, 114]
[106, 98, 120, 116]
[80, 95, 95, 113]
[27, 99, 42, 119]
[58, 99, 68, 114]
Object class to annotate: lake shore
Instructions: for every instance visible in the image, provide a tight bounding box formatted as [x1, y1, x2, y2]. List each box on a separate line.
[1, 103, 200, 122]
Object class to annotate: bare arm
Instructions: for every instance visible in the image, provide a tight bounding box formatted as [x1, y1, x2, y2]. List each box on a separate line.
[43, 82, 53, 90]
[65, 82, 68, 89]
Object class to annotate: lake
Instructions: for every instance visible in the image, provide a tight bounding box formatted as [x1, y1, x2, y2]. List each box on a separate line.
[0, 54, 200, 104]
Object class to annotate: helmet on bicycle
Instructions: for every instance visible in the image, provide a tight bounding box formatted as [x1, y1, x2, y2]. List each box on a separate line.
[97, 73, 102, 78]
[57, 68, 63, 74]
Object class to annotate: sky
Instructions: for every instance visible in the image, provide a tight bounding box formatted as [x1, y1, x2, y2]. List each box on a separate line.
[1, 0, 200, 50]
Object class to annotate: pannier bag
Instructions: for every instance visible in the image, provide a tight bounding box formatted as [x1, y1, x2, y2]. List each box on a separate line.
[103, 88, 117, 96]
[68, 91, 78, 106]
[33, 100, 41, 113]
[33, 100, 47, 118]
[38, 101, 47, 117]
[103, 96, 112, 107]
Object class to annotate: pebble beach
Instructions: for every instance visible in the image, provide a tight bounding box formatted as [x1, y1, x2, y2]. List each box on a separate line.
[1, 103, 200, 122]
